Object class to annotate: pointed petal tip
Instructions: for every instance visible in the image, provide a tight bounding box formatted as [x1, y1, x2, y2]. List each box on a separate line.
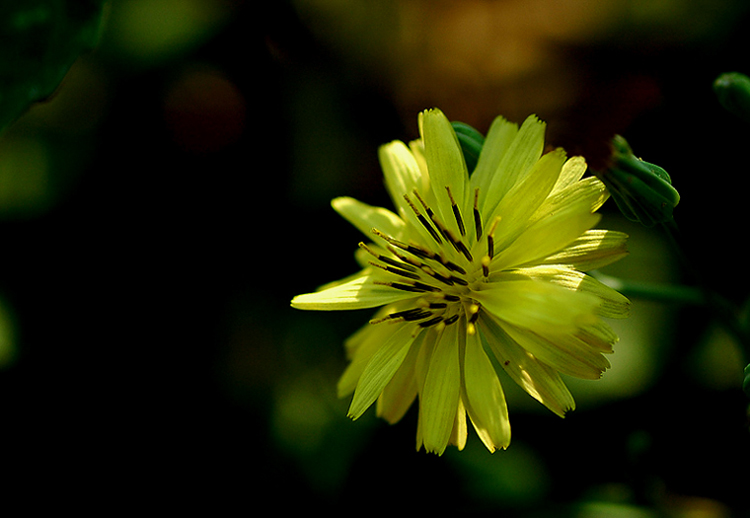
[559, 403, 576, 418]
[523, 113, 545, 127]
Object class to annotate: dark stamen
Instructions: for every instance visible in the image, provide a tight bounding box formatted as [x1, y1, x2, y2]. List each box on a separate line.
[371, 262, 421, 280]
[379, 255, 418, 272]
[448, 276, 468, 286]
[443, 260, 466, 275]
[412, 281, 441, 292]
[390, 308, 433, 322]
[430, 216, 457, 251]
[421, 267, 454, 286]
[473, 189, 483, 241]
[405, 194, 442, 245]
[387, 246, 422, 270]
[406, 243, 436, 261]
[443, 314, 460, 326]
[455, 240, 473, 263]
[412, 190, 434, 219]
[372, 229, 437, 263]
[419, 316, 444, 328]
[359, 242, 420, 273]
[486, 216, 501, 259]
[482, 256, 491, 278]
[469, 304, 481, 324]
[446, 186, 466, 236]
[379, 282, 430, 293]
[376, 228, 468, 278]
[434, 219, 472, 262]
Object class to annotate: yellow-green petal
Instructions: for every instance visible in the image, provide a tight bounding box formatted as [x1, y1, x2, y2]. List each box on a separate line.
[475, 279, 600, 333]
[420, 108, 470, 234]
[530, 176, 608, 227]
[420, 323, 462, 455]
[376, 331, 423, 424]
[492, 198, 601, 271]
[539, 229, 629, 271]
[348, 323, 420, 420]
[481, 115, 546, 217]
[576, 321, 619, 353]
[449, 396, 468, 451]
[462, 326, 511, 452]
[331, 196, 406, 242]
[557, 272, 630, 319]
[379, 140, 424, 222]
[338, 316, 401, 397]
[470, 115, 519, 211]
[551, 155, 587, 194]
[488, 147, 566, 251]
[502, 322, 610, 380]
[479, 313, 575, 416]
[496, 265, 631, 319]
[290, 271, 416, 311]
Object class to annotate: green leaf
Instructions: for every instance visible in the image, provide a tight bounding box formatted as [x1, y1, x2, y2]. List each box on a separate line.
[0, 0, 105, 134]
[451, 121, 484, 174]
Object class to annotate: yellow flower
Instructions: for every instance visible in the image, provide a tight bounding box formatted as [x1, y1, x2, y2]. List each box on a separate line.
[291, 108, 630, 455]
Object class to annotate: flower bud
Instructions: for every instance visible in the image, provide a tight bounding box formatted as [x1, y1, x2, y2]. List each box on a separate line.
[593, 135, 680, 227]
[452, 121, 484, 174]
[714, 72, 750, 124]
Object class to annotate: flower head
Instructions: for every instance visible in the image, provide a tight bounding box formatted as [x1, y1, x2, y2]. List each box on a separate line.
[593, 135, 680, 228]
[291, 108, 630, 454]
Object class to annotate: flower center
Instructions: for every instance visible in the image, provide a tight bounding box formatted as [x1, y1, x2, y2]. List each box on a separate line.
[365, 187, 496, 334]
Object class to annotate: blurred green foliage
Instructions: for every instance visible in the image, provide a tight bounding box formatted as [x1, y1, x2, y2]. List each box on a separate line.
[0, 1, 105, 134]
[714, 71, 750, 124]
[0, 0, 748, 515]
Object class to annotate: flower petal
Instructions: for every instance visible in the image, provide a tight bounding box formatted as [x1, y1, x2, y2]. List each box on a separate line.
[420, 323, 462, 455]
[291, 271, 416, 311]
[376, 332, 423, 424]
[492, 197, 601, 271]
[348, 323, 420, 420]
[471, 115, 518, 210]
[449, 396, 468, 451]
[488, 147, 567, 251]
[479, 312, 575, 416]
[420, 108, 470, 227]
[496, 265, 631, 319]
[462, 326, 511, 452]
[338, 313, 402, 397]
[331, 196, 406, 242]
[531, 176, 608, 226]
[559, 273, 630, 319]
[576, 321, 619, 353]
[379, 140, 421, 202]
[475, 279, 600, 333]
[551, 155, 587, 194]
[481, 115, 546, 217]
[502, 321, 610, 380]
[539, 229, 629, 271]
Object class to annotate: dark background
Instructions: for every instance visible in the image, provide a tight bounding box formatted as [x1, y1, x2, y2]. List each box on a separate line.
[1, 1, 748, 514]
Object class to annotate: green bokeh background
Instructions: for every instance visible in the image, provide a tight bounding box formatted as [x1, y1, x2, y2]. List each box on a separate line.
[2, 1, 749, 515]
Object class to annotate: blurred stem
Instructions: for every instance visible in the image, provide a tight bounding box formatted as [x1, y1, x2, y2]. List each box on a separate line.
[603, 217, 750, 369]
[595, 273, 705, 306]
[660, 218, 750, 357]
[597, 269, 750, 365]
